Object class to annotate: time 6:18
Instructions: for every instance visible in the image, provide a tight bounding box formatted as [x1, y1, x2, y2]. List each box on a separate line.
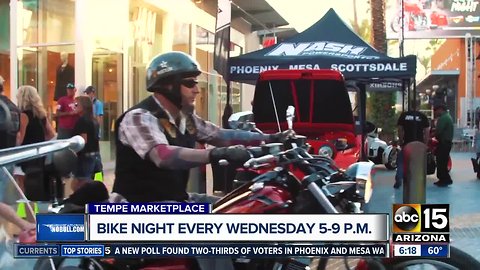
[399, 246, 417, 255]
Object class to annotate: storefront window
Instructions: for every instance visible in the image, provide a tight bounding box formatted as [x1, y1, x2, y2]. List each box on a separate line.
[0, 0, 10, 96]
[16, 0, 75, 118]
[195, 26, 214, 120]
[18, 0, 75, 45]
[92, 53, 123, 162]
[173, 20, 191, 53]
[129, 3, 164, 105]
[17, 46, 75, 119]
[195, 35, 244, 124]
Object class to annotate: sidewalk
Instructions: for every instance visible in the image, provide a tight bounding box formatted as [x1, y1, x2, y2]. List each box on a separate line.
[366, 151, 480, 261]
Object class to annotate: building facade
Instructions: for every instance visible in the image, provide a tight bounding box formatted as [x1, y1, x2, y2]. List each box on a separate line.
[0, 0, 282, 162]
[418, 38, 480, 127]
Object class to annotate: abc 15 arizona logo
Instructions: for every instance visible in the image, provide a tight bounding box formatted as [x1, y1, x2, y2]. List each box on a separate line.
[393, 204, 449, 233]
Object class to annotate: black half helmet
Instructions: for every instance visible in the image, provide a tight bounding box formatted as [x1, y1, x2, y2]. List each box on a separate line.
[146, 51, 202, 92]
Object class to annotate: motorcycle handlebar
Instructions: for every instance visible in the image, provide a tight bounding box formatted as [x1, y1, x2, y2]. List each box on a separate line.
[243, 154, 277, 168]
[243, 145, 334, 178]
[0, 135, 85, 167]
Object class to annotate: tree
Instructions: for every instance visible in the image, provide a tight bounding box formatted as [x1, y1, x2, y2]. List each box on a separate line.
[419, 56, 431, 76]
[370, 0, 396, 140]
[351, 0, 371, 42]
[350, 18, 372, 43]
[418, 39, 445, 76]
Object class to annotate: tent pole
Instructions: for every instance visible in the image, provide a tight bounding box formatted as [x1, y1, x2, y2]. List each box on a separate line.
[413, 78, 417, 111]
[401, 79, 406, 111]
[359, 82, 367, 161]
[400, 0, 405, 57]
[407, 80, 411, 111]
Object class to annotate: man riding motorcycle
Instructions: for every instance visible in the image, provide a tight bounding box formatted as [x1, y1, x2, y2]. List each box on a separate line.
[114, 51, 292, 199]
[113, 51, 292, 269]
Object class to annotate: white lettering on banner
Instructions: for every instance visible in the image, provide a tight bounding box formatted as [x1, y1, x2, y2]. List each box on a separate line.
[288, 64, 321, 70]
[369, 82, 402, 88]
[230, 65, 279, 74]
[451, 0, 479, 13]
[265, 42, 379, 59]
[330, 63, 408, 73]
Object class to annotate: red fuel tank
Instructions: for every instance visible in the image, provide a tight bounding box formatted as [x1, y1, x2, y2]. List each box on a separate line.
[213, 180, 293, 214]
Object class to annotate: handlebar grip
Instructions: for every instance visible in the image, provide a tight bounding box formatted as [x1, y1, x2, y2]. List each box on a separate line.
[243, 154, 276, 168]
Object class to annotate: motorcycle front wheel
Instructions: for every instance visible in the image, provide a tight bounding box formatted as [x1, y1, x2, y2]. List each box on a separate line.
[384, 148, 398, 170]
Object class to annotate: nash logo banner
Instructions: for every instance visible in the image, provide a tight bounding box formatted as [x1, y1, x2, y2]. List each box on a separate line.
[37, 214, 85, 242]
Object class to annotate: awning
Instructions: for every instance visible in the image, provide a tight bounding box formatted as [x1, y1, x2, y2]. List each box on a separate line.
[416, 70, 460, 93]
[192, 0, 288, 31]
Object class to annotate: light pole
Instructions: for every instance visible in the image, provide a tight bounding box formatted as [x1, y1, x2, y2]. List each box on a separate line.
[399, 0, 405, 58]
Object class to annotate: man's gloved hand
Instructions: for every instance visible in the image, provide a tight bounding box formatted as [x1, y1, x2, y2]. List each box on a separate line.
[209, 145, 251, 166]
[269, 129, 296, 143]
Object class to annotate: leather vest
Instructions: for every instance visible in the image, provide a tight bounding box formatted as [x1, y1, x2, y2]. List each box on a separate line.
[112, 96, 196, 202]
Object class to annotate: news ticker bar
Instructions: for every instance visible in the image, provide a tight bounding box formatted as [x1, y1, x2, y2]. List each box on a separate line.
[36, 213, 389, 242]
[14, 243, 388, 258]
[393, 244, 449, 257]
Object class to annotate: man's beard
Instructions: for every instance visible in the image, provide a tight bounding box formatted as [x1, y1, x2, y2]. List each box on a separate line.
[181, 103, 195, 114]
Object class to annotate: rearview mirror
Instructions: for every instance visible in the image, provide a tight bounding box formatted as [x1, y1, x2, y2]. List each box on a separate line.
[228, 111, 254, 130]
[286, 106, 295, 130]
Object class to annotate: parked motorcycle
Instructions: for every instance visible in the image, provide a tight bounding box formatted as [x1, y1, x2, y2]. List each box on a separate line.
[364, 121, 399, 170]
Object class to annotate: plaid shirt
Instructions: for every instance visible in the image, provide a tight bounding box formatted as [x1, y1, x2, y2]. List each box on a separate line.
[118, 96, 270, 166]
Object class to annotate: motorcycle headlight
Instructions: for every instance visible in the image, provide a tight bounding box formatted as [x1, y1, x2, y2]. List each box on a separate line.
[356, 177, 373, 203]
[345, 162, 375, 203]
[318, 145, 334, 158]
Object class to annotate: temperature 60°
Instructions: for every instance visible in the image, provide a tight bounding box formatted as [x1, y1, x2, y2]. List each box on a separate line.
[428, 246, 444, 255]
[318, 223, 370, 234]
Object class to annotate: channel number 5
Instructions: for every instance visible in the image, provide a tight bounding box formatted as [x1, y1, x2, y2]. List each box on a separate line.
[424, 208, 448, 230]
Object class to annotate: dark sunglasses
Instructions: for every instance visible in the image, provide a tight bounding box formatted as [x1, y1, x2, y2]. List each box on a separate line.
[180, 79, 199, 88]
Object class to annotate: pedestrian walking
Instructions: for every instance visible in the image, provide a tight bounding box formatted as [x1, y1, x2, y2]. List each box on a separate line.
[433, 103, 453, 187]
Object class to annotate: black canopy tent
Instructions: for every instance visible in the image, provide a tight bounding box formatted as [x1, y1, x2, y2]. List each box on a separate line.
[227, 9, 418, 160]
[228, 8, 417, 83]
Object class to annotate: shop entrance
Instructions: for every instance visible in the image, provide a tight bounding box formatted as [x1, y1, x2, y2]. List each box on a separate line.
[92, 52, 123, 162]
